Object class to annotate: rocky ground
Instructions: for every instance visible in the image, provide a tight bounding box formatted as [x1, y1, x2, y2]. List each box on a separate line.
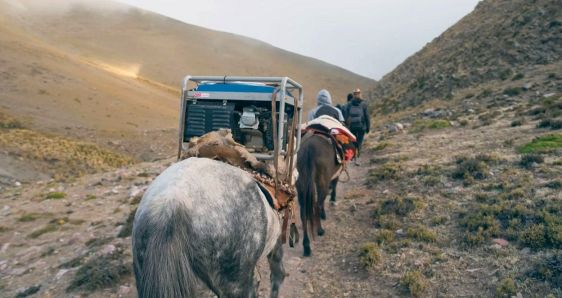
[2, 91, 561, 297]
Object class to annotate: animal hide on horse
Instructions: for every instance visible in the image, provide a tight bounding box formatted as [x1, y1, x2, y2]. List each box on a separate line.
[181, 128, 295, 210]
[181, 128, 276, 176]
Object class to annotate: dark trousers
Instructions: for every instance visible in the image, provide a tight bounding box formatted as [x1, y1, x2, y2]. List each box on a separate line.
[351, 129, 365, 157]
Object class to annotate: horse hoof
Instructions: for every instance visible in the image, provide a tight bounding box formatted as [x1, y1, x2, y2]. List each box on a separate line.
[318, 228, 325, 236]
[320, 211, 326, 220]
[303, 247, 312, 257]
[330, 200, 337, 207]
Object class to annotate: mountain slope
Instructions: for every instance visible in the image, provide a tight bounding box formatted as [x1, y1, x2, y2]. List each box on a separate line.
[0, 0, 374, 137]
[372, 0, 561, 112]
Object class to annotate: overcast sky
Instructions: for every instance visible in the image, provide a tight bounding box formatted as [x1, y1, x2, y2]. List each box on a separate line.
[117, 0, 480, 80]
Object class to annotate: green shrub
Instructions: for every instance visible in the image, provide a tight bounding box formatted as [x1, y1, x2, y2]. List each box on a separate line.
[519, 154, 544, 169]
[460, 212, 500, 246]
[521, 224, 547, 249]
[536, 118, 562, 130]
[512, 73, 525, 81]
[45, 192, 66, 200]
[15, 285, 41, 298]
[544, 180, 562, 189]
[503, 87, 522, 97]
[18, 213, 40, 222]
[407, 227, 437, 243]
[401, 270, 428, 298]
[518, 134, 562, 153]
[0, 112, 24, 129]
[59, 255, 87, 269]
[28, 224, 58, 239]
[496, 278, 517, 297]
[527, 251, 562, 286]
[66, 251, 131, 292]
[359, 242, 381, 268]
[372, 141, 392, 151]
[367, 162, 403, 184]
[510, 118, 525, 127]
[375, 229, 395, 245]
[431, 216, 448, 226]
[411, 119, 450, 133]
[85, 194, 97, 201]
[372, 214, 401, 230]
[378, 196, 419, 216]
[85, 237, 113, 248]
[551, 120, 562, 130]
[452, 156, 491, 180]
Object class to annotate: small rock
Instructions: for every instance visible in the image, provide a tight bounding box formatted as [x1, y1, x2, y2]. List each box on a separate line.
[522, 83, 533, 90]
[307, 282, 314, 294]
[10, 267, 27, 276]
[128, 186, 143, 198]
[492, 238, 509, 247]
[68, 233, 83, 245]
[544, 93, 556, 98]
[56, 269, 70, 280]
[491, 244, 502, 250]
[520, 247, 531, 254]
[396, 229, 405, 236]
[119, 285, 132, 295]
[516, 292, 523, 298]
[14, 181, 21, 187]
[1, 205, 11, 216]
[0, 260, 8, 271]
[101, 244, 116, 255]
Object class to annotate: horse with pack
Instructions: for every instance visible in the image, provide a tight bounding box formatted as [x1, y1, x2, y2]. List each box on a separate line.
[297, 115, 356, 256]
[132, 76, 305, 297]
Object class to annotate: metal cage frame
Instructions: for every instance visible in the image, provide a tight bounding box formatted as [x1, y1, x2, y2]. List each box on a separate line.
[177, 76, 304, 161]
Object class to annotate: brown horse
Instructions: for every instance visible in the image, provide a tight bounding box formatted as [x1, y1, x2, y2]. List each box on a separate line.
[296, 131, 344, 256]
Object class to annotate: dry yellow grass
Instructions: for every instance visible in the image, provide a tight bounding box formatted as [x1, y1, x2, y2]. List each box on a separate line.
[0, 128, 133, 178]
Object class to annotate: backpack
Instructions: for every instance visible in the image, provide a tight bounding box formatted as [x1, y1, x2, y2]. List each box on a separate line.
[346, 104, 364, 130]
[314, 105, 341, 120]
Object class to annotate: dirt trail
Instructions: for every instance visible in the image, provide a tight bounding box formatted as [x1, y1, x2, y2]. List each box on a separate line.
[256, 153, 389, 298]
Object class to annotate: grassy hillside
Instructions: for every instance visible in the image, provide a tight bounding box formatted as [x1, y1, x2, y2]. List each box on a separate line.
[372, 0, 561, 114]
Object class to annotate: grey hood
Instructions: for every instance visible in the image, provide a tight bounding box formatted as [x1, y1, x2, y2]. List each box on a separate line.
[316, 89, 332, 105]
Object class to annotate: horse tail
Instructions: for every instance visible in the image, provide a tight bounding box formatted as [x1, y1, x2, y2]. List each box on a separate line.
[133, 206, 197, 298]
[298, 143, 316, 239]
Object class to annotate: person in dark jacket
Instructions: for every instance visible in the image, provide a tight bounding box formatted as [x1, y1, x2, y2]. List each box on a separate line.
[307, 89, 344, 122]
[344, 88, 370, 165]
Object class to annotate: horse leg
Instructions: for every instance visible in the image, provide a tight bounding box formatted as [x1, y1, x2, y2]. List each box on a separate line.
[268, 238, 285, 298]
[316, 181, 329, 236]
[300, 202, 311, 256]
[330, 177, 339, 205]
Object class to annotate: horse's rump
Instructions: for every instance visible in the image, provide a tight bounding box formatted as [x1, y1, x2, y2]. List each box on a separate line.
[133, 158, 281, 297]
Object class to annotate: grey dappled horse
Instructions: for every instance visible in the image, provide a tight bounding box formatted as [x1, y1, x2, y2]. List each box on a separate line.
[132, 158, 285, 298]
[296, 133, 342, 256]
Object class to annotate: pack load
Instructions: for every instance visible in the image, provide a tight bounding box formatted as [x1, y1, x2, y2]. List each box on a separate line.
[177, 76, 304, 245]
[302, 115, 357, 163]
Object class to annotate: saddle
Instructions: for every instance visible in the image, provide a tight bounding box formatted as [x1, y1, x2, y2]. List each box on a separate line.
[302, 115, 357, 164]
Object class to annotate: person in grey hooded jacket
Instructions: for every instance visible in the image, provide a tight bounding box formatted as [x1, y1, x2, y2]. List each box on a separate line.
[307, 89, 344, 122]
